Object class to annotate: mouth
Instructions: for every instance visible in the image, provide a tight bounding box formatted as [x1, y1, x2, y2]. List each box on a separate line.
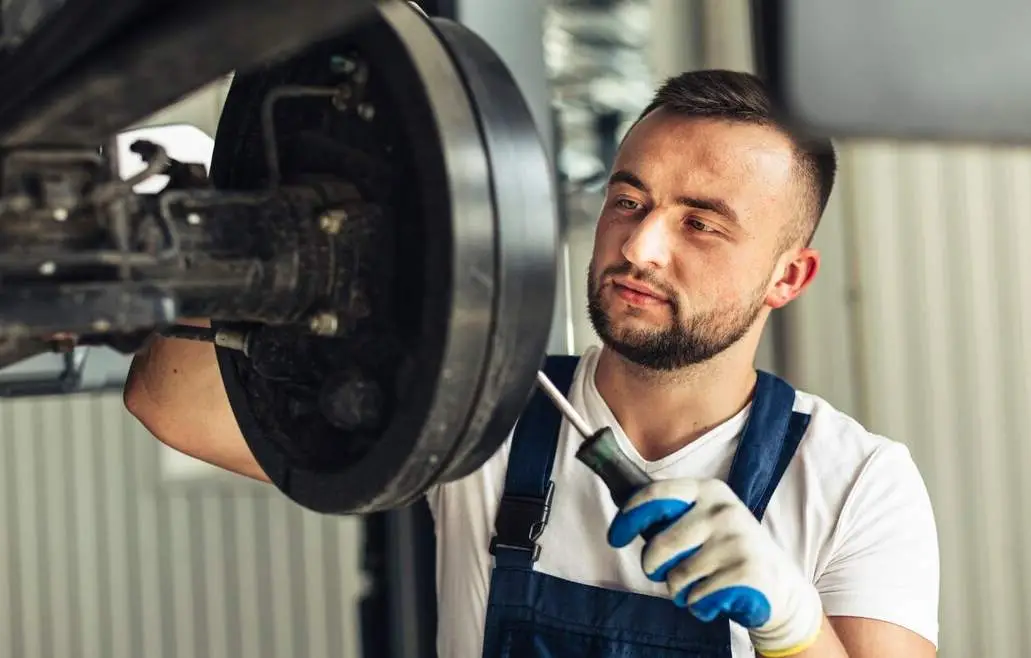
[610, 277, 669, 306]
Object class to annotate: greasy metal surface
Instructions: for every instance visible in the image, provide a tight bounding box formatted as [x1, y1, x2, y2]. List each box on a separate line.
[0, 0, 158, 129]
[211, 3, 466, 513]
[213, 2, 556, 513]
[210, 25, 410, 503]
[2, 0, 71, 47]
[0, 0, 380, 145]
[0, 149, 363, 365]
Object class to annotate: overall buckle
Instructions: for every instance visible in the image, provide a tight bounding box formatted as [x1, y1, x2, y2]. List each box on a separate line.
[489, 480, 555, 562]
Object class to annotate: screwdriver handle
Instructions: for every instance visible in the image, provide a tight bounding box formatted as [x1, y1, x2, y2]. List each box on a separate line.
[575, 427, 671, 541]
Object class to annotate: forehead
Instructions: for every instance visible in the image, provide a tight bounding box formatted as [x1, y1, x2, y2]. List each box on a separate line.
[614, 111, 798, 219]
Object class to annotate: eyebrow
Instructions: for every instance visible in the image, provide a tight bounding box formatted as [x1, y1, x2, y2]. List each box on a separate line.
[607, 169, 740, 226]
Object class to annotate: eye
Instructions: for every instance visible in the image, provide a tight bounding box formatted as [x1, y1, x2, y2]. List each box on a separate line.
[685, 216, 716, 233]
[614, 198, 642, 212]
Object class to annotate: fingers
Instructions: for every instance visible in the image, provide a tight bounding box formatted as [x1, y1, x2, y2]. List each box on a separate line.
[611, 478, 770, 622]
[608, 498, 694, 548]
[612, 478, 740, 548]
[673, 562, 772, 627]
[609, 479, 708, 548]
[665, 534, 747, 599]
[639, 504, 716, 581]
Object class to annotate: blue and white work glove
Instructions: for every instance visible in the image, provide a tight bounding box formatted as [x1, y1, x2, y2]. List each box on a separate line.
[608, 478, 824, 657]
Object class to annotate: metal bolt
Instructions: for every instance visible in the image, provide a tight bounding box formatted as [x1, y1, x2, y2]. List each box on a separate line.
[52, 208, 68, 222]
[187, 213, 202, 225]
[319, 210, 346, 234]
[214, 329, 250, 354]
[330, 55, 358, 74]
[91, 319, 111, 332]
[357, 103, 376, 121]
[308, 311, 339, 336]
[39, 261, 56, 275]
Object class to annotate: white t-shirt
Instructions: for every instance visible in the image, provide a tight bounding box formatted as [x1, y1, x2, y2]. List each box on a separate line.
[426, 346, 940, 658]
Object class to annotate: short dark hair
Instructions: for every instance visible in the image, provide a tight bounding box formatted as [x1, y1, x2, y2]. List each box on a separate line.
[633, 69, 836, 247]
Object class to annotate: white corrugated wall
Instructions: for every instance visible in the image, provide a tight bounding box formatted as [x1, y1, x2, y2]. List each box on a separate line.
[804, 142, 1031, 658]
[786, 139, 1031, 658]
[0, 393, 365, 658]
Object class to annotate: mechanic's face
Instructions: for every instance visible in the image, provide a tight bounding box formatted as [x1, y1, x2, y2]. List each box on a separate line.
[588, 110, 817, 371]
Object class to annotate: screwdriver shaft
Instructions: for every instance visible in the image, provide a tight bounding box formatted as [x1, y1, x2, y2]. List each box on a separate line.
[536, 369, 660, 517]
[535, 370, 594, 438]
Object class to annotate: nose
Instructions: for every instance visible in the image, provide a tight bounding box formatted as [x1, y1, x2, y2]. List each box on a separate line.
[621, 211, 673, 270]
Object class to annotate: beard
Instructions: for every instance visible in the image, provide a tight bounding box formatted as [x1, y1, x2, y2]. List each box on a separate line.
[586, 260, 767, 371]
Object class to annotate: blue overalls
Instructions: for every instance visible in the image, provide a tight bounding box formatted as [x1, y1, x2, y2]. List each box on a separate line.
[482, 355, 811, 658]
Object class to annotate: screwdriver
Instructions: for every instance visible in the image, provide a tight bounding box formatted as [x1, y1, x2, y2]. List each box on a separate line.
[535, 370, 670, 540]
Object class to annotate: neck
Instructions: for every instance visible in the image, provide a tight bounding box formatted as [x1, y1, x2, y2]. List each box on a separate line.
[593, 343, 759, 462]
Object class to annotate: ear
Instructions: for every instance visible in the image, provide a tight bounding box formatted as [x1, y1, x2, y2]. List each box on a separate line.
[766, 247, 820, 309]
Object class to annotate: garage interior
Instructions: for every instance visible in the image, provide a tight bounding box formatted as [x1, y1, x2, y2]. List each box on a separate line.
[0, 1, 1027, 657]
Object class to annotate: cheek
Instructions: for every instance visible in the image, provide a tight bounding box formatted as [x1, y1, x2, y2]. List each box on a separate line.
[593, 214, 632, 261]
[675, 251, 757, 306]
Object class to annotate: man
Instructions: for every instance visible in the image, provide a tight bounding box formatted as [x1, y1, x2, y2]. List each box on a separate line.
[124, 70, 939, 657]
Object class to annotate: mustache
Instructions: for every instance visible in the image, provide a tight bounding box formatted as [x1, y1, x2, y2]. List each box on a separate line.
[597, 261, 678, 302]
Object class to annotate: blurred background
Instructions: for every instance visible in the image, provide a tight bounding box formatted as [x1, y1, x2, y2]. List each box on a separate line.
[0, 0, 1027, 656]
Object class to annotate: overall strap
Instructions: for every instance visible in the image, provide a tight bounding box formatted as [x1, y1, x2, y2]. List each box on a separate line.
[490, 355, 580, 569]
[726, 371, 811, 521]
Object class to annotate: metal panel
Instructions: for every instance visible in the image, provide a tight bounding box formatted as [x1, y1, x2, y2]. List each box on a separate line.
[813, 141, 1031, 658]
[0, 393, 365, 658]
[742, 135, 1031, 658]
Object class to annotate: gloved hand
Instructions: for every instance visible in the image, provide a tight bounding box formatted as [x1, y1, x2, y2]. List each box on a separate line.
[608, 478, 824, 657]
